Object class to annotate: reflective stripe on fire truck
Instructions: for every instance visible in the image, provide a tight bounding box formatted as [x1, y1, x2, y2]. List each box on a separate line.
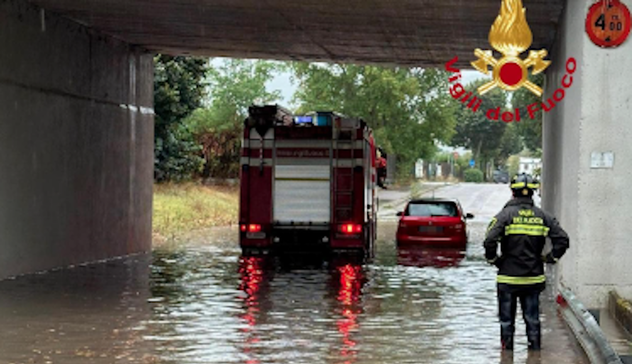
[247, 140, 275, 149]
[274, 140, 333, 148]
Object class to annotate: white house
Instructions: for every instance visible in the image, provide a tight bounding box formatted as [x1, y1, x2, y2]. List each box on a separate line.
[518, 157, 542, 176]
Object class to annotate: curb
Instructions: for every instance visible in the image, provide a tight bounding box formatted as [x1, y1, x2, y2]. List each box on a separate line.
[377, 183, 458, 220]
[557, 287, 624, 364]
[395, 182, 456, 206]
[609, 290, 632, 339]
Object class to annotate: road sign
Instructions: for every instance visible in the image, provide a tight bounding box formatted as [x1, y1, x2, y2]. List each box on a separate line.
[586, 0, 631, 48]
[469, 159, 475, 167]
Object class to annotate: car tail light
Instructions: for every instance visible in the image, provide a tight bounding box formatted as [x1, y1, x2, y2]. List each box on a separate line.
[339, 224, 362, 234]
[240, 224, 247, 232]
[453, 223, 464, 230]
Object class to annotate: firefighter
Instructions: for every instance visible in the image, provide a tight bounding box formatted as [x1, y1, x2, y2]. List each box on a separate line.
[376, 148, 387, 189]
[483, 173, 569, 351]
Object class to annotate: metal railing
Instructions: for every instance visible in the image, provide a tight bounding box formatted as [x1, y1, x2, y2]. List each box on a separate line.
[557, 287, 623, 364]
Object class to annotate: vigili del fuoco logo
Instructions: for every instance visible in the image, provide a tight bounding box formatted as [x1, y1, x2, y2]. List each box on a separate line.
[445, 0, 577, 123]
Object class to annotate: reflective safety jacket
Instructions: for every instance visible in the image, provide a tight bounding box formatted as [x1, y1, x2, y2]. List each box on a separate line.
[483, 197, 569, 287]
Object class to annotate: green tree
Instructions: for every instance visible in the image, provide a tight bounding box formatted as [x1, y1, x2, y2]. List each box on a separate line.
[291, 63, 457, 177]
[183, 59, 282, 178]
[451, 79, 510, 178]
[154, 55, 208, 182]
[512, 74, 544, 153]
[497, 123, 523, 167]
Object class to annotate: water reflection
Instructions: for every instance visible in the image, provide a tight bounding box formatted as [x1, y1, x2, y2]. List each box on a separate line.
[397, 246, 466, 268]
[0, 224, 587, 364]
[235, 254, 368, 364]
[238, 256, 274, 364]
[499, 350, 543, 364]
[331, 259, 365, 364]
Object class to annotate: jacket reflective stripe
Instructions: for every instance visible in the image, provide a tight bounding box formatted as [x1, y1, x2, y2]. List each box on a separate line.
[497, 275, 546, 284]
[505, 224, 549, 236]
[487, 217, 498, 233]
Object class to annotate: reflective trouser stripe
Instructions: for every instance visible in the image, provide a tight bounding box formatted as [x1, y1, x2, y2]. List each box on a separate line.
[505, 224, 549, 236]
[497, 275, 546, 284]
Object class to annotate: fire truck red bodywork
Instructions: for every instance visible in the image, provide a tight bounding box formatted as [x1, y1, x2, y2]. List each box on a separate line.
[239, 108, 377, 257]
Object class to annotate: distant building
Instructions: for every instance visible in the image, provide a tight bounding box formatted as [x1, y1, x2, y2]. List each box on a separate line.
[436, 143, 470, 156]
[415, 159, 424, 179]
[518, 157, 541, 176]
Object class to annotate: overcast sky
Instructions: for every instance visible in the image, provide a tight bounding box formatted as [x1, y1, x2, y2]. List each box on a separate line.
[266, 69, 487, 108]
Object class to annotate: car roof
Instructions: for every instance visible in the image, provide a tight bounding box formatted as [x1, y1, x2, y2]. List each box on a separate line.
[408, 198, 460, 204]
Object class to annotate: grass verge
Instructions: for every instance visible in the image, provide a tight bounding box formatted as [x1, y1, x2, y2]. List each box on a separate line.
[153, 183, 239, 245]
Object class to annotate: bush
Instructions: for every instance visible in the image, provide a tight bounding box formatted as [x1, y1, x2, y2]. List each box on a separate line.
[464, 168, 484, 183]
[154, 124, 204, 182]
[184, 108, 243, 179]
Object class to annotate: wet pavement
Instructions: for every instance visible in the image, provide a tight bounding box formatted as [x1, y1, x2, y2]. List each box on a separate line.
[0, 184, 587, 364]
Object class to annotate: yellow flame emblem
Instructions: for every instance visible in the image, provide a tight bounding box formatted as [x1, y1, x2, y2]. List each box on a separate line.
[472, 0, 550, 96]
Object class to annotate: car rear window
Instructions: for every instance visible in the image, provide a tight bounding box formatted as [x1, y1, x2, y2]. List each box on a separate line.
[406, 202, 458, 217]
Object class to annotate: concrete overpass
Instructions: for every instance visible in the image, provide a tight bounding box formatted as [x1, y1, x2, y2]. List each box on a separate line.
[0, 0, 629, 308]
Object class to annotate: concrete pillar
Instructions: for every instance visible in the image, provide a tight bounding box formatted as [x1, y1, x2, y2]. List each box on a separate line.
[543, 0, 632, 307]
[0, 0, 154, 278]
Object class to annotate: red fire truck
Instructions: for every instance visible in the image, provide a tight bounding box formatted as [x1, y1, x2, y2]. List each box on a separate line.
[239, 105, 378, 258]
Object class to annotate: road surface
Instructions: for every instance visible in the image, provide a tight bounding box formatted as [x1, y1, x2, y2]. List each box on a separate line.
[0, 183, 587, 364]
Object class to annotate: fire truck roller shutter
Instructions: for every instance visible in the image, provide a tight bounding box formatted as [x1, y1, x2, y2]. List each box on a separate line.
[274, 165, 331, 223]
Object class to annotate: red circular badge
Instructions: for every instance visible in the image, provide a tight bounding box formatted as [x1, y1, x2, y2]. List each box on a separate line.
[586, 0, 631, 48]
[499, 62, 523, 86]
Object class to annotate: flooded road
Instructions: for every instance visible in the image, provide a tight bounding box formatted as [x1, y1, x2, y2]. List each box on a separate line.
[0, 184, 587, 364]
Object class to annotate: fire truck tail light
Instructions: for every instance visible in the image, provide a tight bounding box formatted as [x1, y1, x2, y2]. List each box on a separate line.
[339, 224, 362, 234]
[241, 224, 262, 233]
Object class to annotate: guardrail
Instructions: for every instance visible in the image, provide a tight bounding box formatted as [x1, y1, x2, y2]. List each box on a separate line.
[557, 287, 623, 364]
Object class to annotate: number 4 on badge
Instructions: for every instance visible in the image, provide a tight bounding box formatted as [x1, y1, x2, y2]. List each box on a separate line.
[586, 0, 632, 48]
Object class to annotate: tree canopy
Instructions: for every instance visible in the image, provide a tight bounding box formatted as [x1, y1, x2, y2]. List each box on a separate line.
[451, 80, 509, 159]
[450, 79, 525, 175]
[512, 74, 544, 153]
[183, 59, 283, 178]
[290, 63, 457, 176]
[154, 55, 208, 182]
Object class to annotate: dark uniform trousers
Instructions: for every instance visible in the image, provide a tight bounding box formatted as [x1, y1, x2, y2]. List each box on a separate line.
[498, 284, 541, 350]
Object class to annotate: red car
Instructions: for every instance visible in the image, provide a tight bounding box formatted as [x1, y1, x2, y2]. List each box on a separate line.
[396, 198, 474, 248]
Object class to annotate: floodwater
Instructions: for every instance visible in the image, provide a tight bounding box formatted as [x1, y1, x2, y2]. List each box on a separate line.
[0, 185, 588, 364]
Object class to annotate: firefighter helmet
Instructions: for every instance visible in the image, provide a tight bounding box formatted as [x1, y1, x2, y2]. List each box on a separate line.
[510, 173, 540, 196]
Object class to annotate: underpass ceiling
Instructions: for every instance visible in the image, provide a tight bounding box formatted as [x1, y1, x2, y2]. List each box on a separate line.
[27, 0, 565, 68]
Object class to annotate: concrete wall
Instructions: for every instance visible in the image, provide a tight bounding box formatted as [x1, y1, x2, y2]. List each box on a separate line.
[0, 0, 154, 278]
[544, 0, 632, 307]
